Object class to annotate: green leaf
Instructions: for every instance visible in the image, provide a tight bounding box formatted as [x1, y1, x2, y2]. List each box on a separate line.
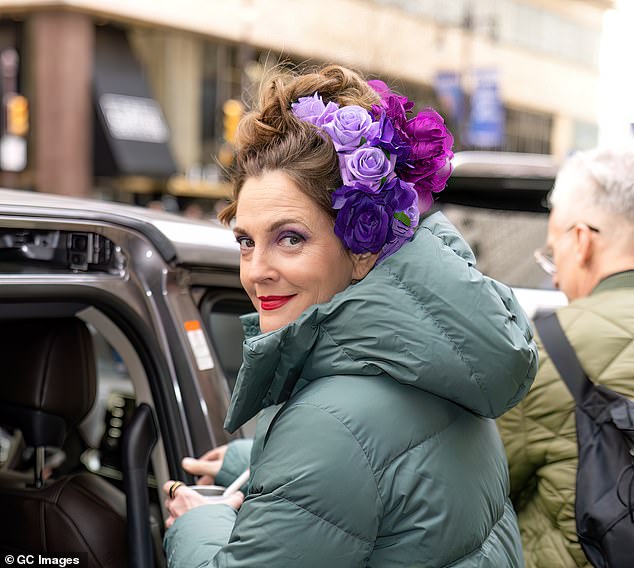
[394, 211, 411, 226]
[359, 137, 367, 146]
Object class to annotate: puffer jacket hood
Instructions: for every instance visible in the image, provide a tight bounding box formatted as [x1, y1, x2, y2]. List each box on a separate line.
[225, 211, 537, 432]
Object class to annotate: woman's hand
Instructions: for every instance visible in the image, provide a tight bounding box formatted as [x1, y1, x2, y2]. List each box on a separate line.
[181, 444, 229, 485]
[163, 480, 244, 529]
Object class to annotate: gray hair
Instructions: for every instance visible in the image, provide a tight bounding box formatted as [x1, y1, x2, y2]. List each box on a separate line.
[549, 147, 634, 223]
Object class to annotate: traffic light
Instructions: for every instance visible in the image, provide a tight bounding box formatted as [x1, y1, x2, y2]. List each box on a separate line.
[5, 94, 29, 136]
[223, 99, 243, 145]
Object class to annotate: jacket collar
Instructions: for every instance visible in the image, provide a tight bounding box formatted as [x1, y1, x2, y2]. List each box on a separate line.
[592, 270, 634, 295]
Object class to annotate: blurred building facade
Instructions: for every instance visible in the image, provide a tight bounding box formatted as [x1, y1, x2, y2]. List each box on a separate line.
[0, 0, 613, 199]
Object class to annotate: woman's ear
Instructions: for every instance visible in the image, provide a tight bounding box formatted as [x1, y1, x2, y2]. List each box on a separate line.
[351, 252, 379, 282]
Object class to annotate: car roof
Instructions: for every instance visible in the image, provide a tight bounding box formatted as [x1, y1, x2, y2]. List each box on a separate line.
[450, 151, 559, 180]
[0, 188, 239, 268]
[441, 151, 559, 212]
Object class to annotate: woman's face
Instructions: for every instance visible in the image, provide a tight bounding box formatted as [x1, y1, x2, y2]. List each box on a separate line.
[234, 170, 367, 333]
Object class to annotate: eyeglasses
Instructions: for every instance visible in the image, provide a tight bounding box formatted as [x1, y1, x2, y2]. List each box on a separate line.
[534, 223, 600, 276]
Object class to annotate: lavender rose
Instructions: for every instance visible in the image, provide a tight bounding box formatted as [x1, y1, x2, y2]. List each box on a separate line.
[332, 187, 390, 253]
[322, 105, 373, 151]
[291, 93, 325, 125]
[291, 93, 339, 127]
[340, 146, 396, 192]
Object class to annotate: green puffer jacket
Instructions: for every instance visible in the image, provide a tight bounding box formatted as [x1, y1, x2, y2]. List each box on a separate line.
[164, 212, 538, 567]
[497, 271, 634, 568]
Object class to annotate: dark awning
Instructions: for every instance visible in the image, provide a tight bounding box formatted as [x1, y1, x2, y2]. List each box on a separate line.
[93, 27, 177, 178]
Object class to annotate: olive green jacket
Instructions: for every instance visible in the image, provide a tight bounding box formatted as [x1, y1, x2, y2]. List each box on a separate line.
[164, 212, 538, 567]
[498, 271, 634, 568]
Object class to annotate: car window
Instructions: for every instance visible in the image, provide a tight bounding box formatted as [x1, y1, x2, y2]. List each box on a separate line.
[201, 295, 253, 393]
[436, 151, 558, 291]
[442, 203, 553, 290]
[79, 326, 140, 483]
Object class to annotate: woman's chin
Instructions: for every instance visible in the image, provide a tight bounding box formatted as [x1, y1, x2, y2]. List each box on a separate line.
[259, 310, 297, 334]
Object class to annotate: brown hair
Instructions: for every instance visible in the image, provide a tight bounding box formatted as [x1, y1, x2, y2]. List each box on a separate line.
[217, 64, 381, 224]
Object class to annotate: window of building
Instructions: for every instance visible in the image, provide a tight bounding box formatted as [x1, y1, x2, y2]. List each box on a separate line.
[371, 0, 602, 70]
[504, 107, 552, 154]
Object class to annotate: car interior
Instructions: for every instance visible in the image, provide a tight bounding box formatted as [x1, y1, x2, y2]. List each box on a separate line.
[0, 317, 130, 564]
[0, 301, 171, 566]
[0, 285, 253, 567]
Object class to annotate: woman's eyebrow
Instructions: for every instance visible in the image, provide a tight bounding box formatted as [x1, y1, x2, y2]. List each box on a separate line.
[233, 218, 307, 235]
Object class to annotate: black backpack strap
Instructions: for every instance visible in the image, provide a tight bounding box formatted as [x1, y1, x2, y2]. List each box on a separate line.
[534, 312, 594, 404]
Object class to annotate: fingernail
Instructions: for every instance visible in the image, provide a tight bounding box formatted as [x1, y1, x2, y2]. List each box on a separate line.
[182, 457, 194, 466]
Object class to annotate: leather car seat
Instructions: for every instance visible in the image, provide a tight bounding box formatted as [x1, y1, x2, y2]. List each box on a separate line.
[0, 318, 128, 567]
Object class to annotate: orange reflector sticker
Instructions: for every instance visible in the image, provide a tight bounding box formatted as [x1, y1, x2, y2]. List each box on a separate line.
[184, 320, 201, 332]
[184, 320, 214, 370]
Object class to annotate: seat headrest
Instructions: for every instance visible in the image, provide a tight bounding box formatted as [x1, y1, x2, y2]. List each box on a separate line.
[0, 318, 97, 446]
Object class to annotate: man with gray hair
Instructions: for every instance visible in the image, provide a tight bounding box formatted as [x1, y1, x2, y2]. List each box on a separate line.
[497, 147, 634, 567]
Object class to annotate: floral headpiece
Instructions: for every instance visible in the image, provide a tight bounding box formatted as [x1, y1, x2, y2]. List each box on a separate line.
[291, 80, 453, 261]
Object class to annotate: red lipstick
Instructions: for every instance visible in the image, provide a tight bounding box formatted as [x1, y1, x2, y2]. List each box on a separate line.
[258, 295, 295, 311]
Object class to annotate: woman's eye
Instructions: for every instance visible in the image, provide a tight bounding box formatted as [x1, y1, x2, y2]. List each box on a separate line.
[279, 233, 304, 247]
[236, 236, 254, 249]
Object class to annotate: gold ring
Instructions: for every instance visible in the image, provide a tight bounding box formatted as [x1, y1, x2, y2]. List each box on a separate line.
[169, 481, 184, 499]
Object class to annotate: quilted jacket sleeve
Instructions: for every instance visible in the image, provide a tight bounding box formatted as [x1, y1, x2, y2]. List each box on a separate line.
[214, 439, 253, 489]
[164, 402, 381, 567]
[497, 337, 553, 508]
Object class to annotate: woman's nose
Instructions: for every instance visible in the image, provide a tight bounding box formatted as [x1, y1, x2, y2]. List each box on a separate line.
[244, 246, 277, 283]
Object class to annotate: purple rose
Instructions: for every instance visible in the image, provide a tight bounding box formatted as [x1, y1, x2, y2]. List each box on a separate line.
[367, 110, 409, 160]
[372, 97, 412, 165]
[374, 178, 420, 261]
[377, 214, 418, 262]
[322, 105, 373, 151]
[340, 146, 396, 192]
[291, 93, 339, 127]
[383, 178, 419, 235]
[379, 234, 409, 262]
[332, 188, 390, 253]
[367, 110, 394, 146]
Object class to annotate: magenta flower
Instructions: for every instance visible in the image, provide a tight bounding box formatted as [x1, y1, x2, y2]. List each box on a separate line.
[367, 79, 391, 99]
[397, 109, 454, 210]
[405, 109, 454, 159]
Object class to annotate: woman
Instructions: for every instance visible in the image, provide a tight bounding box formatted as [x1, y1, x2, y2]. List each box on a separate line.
[163, 64, 537, 567]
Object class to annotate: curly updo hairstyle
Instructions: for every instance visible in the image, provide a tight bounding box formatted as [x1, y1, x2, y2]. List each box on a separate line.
[218, 64, 381, 225]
